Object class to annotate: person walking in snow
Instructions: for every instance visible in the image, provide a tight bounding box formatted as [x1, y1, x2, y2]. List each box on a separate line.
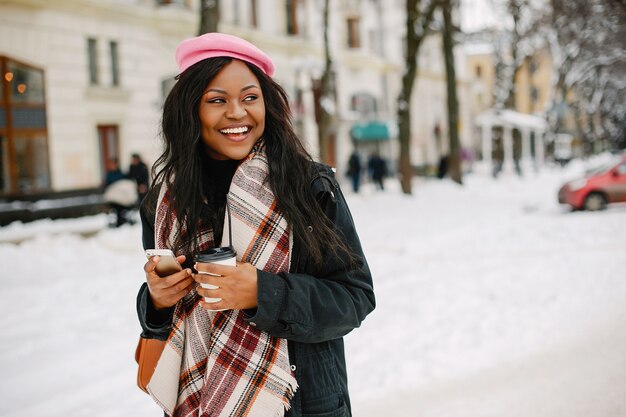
[346, 150, 362, 193]
[103, 158, 136, 227]
[127, 153, 150, 206]
[136, 33, 375, 417]
[367, 152, 387, 190]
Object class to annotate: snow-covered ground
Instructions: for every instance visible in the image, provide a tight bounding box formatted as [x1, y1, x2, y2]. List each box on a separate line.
[1, 158, 625, 417]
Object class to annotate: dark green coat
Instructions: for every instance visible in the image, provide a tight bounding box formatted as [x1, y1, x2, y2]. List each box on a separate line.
[137, 164, 375, 417]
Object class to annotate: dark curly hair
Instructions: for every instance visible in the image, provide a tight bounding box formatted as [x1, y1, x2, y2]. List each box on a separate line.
[148, 57, 350, 266]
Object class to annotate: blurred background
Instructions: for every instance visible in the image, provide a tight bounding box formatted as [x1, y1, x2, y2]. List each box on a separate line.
[0, 1, 625, 416]
[0, 0, 623, 208]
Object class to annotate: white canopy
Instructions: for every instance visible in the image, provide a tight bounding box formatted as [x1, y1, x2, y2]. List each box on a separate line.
[475, 109, 547, 130]
[475, 109, 547, 172]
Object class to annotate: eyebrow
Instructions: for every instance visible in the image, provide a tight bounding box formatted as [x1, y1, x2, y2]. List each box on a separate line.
[206, 84, 260, 94]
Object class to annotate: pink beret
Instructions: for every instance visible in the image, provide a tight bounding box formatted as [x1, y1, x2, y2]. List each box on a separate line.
[175, 33, 275, 77]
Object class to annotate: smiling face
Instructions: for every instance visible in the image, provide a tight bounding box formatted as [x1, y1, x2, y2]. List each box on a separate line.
[198, 60, 266, 160]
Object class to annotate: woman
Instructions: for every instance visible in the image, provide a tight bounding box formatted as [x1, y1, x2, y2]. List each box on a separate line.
[137, 33, 374, 417]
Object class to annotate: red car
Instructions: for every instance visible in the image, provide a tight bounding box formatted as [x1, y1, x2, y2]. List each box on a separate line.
[558, 155, 626, 211]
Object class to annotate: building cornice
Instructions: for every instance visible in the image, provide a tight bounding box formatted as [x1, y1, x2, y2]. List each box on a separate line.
[219, 24, 324, 61]
[338, 49, 400, 73]
[2, 0, 197, 37]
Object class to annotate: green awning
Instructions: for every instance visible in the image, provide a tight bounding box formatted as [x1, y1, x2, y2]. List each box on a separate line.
[350, 121, 390, 141]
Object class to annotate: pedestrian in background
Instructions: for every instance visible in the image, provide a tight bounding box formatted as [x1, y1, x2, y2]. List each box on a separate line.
[136, 33, 374, 417]
[346, 150, 362, 193]
[103, 158, 137, 227]
[367, 152, 387, 190]
[104, 157, 125, 187]
[437, 154, 449, 179]
[128, 153, 150, 206]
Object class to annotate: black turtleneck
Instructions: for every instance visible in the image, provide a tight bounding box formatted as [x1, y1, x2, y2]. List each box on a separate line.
[201, 156, 240, 246]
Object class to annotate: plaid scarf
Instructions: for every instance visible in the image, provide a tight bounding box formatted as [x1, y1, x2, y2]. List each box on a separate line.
[147, 150, 298, 417]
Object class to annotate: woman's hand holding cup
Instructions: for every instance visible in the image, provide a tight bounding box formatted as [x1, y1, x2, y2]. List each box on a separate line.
[194, 261, 258, 311]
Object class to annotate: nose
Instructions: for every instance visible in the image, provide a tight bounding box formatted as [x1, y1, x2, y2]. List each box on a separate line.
[225, 101, 246, 119]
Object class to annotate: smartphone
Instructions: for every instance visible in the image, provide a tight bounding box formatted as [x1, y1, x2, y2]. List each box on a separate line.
[145, 249, 183, 277]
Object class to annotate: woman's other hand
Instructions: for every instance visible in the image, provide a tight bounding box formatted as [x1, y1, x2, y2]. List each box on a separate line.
[144, 255, 194, 309]
[194, 262, 258, 311]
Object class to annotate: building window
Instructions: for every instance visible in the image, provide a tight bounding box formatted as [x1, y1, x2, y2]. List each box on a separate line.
[87, 38, 99, 85]
[286, 0, 299, 35]
[347, 17, 361, 48]
[15, 134, 50, 191]
[475, 65, 482, 79]
[8, 63, 45, 104]
[110, 41, 119, 87]
[0, 134, 8, 193]
[97, 125, 120, 182]
[369, 29, 382, 55]
[530, 86, 539, 108]
[0, 56, 51, 195]
[351, 93, 377, 117]
[232, 0, 240, 25]
[250, 0, 258, 28]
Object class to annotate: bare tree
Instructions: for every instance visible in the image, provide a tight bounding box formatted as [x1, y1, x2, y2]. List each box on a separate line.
[315, 0, 337, 165]
[491, 0, 544, 110]
[397, 0, 440, 194]
[545, 0, 625, 151]
[198, 0, 220, 35]
[441, 0, 462, 183]
[573, 61, 626, 153]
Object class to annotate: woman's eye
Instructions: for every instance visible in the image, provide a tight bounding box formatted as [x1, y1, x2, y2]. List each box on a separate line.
[243, 95, 258, 102]
[207, 97, 225, 104]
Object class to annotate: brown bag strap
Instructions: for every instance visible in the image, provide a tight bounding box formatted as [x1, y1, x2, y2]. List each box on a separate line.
[135, 336, 167, 393]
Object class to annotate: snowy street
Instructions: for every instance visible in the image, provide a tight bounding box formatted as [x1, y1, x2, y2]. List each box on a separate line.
[1, 159, 625, 417]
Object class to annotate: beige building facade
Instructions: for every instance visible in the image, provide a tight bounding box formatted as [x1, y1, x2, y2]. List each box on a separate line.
[0, 0, 194, 195]
[464, 36, 555, 172]
[1, 0, 478, 197]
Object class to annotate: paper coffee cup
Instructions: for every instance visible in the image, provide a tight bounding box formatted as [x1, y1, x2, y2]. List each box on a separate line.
[194, 247, 237, 308]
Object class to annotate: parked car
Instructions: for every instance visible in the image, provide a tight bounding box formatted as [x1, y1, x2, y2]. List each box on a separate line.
[558, 155, 626, 211]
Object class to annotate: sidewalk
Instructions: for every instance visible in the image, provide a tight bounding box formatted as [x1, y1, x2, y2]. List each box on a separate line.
[352, 317, 626, 417]
[0, 213, 110, 244]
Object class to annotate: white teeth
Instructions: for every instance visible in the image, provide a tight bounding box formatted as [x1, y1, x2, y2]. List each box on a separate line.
[220, 127, 248, 134]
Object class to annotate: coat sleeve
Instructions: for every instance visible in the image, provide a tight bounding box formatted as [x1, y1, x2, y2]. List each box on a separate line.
[136, 194, 174, 340]
[243, 170, 375, 343]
